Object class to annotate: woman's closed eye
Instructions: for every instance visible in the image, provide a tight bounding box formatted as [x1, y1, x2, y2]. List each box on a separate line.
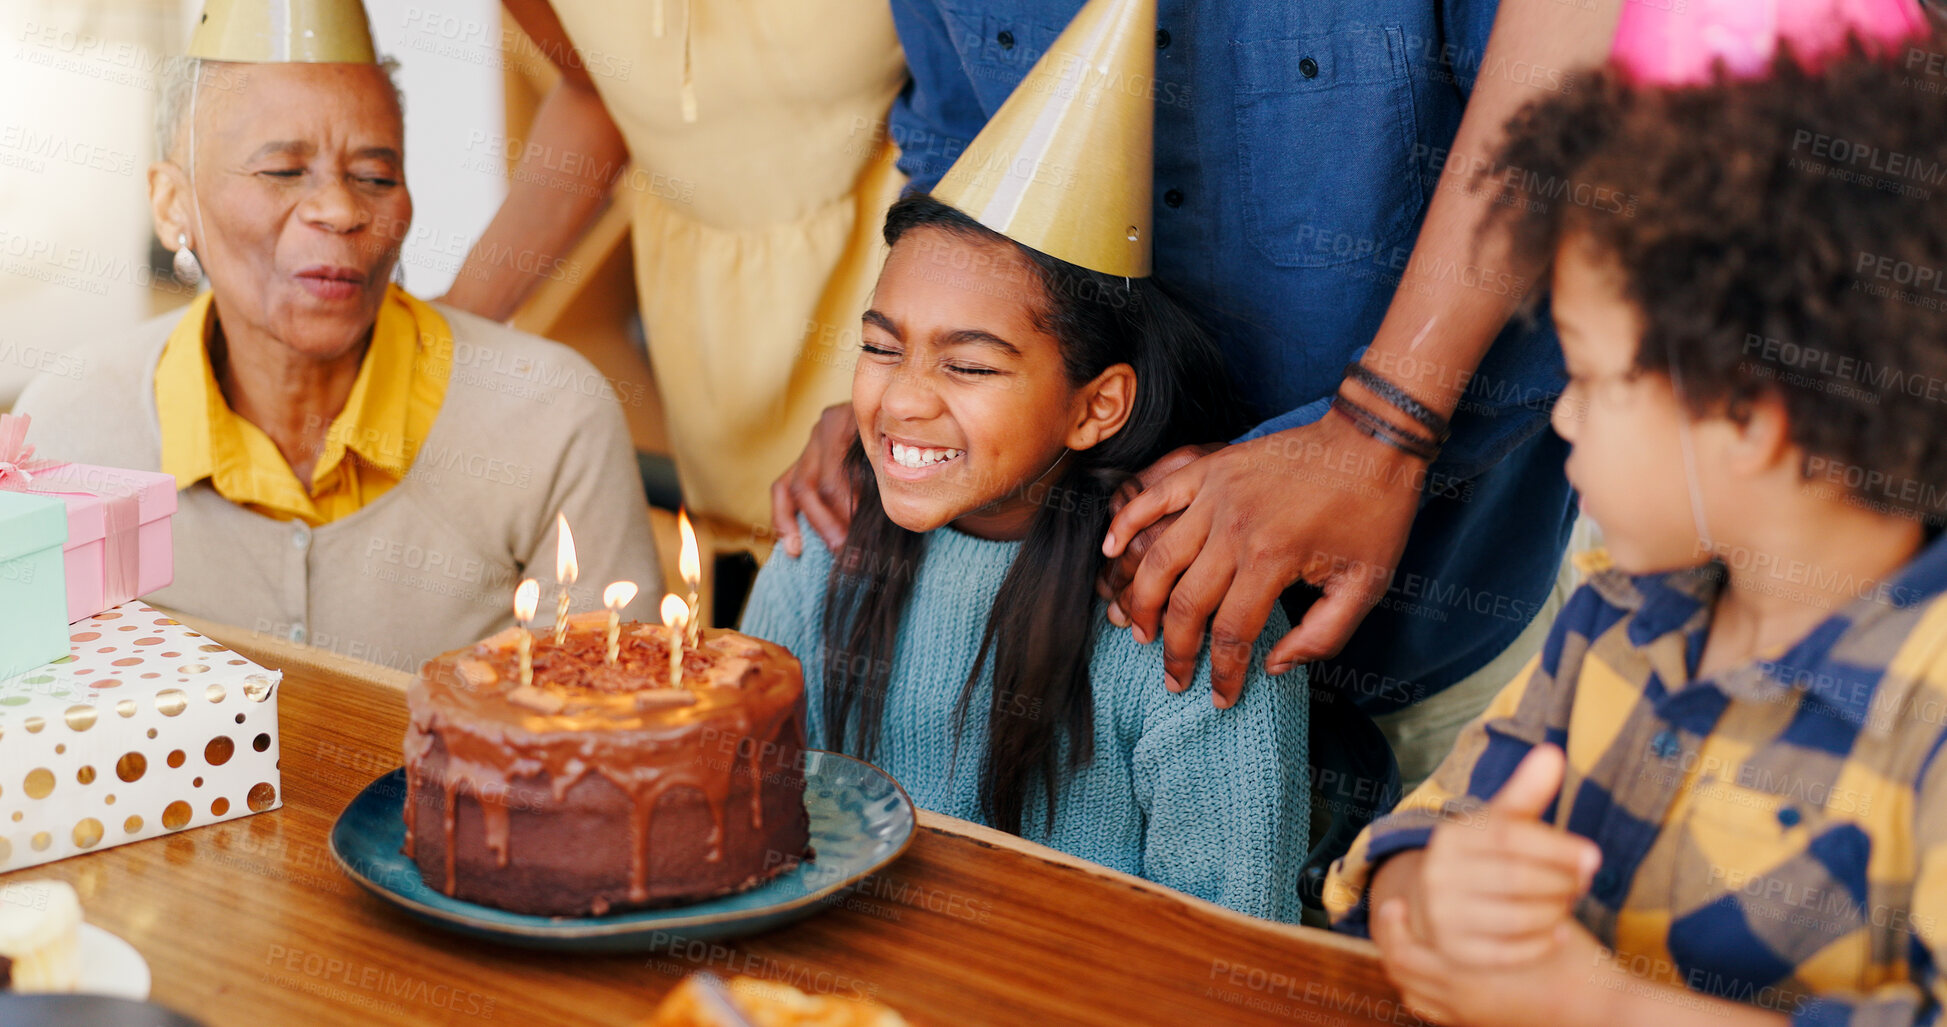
[255, 168, 399, 189]
[349, 163, 402, 189]
[860, 341, 902, 359]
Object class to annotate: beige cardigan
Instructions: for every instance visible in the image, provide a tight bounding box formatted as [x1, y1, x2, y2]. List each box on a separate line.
[12, 303, 662, 674]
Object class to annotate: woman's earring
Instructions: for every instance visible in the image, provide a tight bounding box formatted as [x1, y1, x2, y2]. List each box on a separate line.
[172, 232, 202, 286]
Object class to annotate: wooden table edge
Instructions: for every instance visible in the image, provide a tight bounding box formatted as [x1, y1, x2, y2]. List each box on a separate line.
[912, 807, 1380, 957]
[155, 606, 416, 693]
[152, 607, 1379, 961]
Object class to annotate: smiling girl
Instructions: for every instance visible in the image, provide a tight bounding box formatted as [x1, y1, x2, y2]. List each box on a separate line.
[740, 195, 1308, 922]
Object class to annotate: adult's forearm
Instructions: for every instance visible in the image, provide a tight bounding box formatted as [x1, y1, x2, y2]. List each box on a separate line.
[441, 74, 629, 321]
[1348, 0, 1624, 422]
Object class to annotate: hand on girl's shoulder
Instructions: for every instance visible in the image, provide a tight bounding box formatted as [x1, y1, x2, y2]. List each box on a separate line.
[778, 514, 836, 561]
[1090, 604, 1303, 718]
[762, 515, 839, 581]
[740, 515, 838, 648]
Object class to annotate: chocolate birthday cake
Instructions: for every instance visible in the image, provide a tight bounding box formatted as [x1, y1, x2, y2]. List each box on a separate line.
[402, 611, 810, 916]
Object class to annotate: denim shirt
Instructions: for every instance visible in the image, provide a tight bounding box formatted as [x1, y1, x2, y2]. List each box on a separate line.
[888, 0, 1568, 481]
[889, 0, 1582, 710]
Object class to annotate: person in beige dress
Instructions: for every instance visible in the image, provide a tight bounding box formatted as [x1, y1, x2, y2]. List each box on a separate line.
[442, 0, 907, 542]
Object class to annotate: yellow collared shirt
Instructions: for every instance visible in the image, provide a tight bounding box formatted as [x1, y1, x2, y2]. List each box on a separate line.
[156, 285, 453, 526]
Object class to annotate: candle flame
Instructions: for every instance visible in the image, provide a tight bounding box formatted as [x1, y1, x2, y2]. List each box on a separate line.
[514, 579, 540, 622]
[660, 593, 689, 631]
[677, 508, 700, 590]
[604, 581, 638, 611]
[555, 513, 579, 586]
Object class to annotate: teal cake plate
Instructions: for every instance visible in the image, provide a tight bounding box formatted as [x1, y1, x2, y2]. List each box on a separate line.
[330, 750, 915, 950]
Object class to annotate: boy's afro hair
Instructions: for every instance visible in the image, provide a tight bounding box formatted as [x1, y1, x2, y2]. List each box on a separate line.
[1488, 30, 1947, 522]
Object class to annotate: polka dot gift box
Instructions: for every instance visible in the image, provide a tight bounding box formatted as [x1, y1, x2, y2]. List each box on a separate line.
[0, 603, 282, 871]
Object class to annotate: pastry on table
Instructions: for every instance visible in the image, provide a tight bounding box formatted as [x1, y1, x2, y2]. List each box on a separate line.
[0, 879, 80, 992]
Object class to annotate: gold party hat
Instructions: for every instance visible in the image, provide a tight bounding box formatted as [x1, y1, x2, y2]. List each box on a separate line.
[186, 0, 377, 63]
[931, 0, 1156, 277]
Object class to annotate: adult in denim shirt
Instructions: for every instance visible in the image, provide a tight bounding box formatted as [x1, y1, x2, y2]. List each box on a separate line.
[775, 2, 1621, 804]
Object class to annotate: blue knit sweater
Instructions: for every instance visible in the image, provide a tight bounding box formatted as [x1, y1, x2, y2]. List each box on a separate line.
[740, 519, 1309, 923]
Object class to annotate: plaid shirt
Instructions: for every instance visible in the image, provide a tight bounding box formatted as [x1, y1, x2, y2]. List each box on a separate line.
[1326, 536, 1947, 1025]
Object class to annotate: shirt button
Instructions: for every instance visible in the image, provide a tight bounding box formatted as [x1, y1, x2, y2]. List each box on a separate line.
[289, 622, 307, 645]
[1777, 806, 1802, 828]
[1300, 56, 1320, 78]
[292, 523, 312, 549]
[1156, 28, 1171, 49]
[997, 30, 1015, 50]
[1650, 729, 1680, 759]
[1163, 188, 1184, 208]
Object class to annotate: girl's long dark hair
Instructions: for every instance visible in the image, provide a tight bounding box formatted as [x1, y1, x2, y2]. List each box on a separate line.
[820, 194, 1240, 835]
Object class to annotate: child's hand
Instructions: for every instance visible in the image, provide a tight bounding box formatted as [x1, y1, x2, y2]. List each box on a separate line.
[1413, 745, 1600, 968]
[1374, 894, 1606, 1027]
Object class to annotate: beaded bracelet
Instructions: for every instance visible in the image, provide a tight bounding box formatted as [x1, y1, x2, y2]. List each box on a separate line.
[1343, 362, 1452, 445]
[1330, 393, 1442, 463]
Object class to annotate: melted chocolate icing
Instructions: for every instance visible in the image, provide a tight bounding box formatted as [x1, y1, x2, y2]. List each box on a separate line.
[403, 618, 807, 908]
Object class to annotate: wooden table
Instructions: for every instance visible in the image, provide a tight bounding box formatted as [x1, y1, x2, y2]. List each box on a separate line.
[32, 622, 1402, 1026]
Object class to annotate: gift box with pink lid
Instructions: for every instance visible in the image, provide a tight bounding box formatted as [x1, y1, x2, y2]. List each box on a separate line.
[0, 413, 176, 626]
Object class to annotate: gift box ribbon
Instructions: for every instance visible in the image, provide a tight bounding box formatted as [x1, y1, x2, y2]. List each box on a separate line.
[0, 413, 142, 608]
[0, 412, 55, 491]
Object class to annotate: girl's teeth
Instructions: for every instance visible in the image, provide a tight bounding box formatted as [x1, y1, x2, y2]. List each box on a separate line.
[890, 443, 964, 469]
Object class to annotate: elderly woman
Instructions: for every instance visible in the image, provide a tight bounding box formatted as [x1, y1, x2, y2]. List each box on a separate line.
[11, 4, 660, 672]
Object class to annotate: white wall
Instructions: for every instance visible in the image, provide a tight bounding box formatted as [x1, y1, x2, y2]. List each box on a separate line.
[365, 0, 505, 299]
[0, 0, 179, 405]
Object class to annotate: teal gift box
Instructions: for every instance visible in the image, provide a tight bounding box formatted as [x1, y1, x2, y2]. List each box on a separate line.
[0, 490, 70, 679]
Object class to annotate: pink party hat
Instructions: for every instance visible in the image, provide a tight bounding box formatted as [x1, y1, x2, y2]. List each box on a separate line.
[1612, 0, 1931, 84]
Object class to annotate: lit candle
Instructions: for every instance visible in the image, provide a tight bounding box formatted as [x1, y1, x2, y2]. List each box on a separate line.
[660, 593, 688, 689]
[603, 581, 638, 665]
[678, 507, 702, 647]
[553, 512, 579, 645]
[513, 579, 540, 689]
